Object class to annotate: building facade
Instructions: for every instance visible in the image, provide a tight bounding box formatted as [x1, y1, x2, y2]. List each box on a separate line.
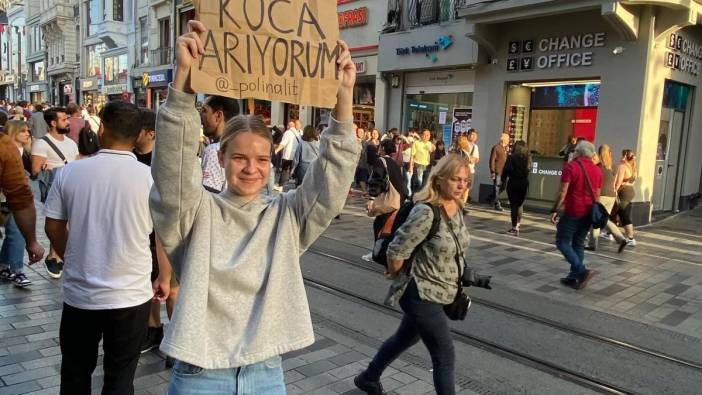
[25, 0, 48, 103]
[41, 0, 78, 106]
[130, 0, 173, 111]
[460, 0, 702, 222]
[0, 1, 27, 102]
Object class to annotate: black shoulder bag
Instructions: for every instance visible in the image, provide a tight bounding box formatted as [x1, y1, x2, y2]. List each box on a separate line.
[575, 160, 609, 229]
[38, 136, 68, 203]
[441, 207, 471, 321]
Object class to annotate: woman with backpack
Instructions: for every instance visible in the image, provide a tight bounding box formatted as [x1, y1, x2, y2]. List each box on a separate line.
[294, 125, 320, 187]
[356, 154, 472, 395]
[367, 139, 409, 237]
[500, 140, 531, 236]
[151, 21, 359, 393]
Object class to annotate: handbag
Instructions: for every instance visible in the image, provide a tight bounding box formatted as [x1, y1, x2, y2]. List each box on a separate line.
[368, 157, 401, 217]
[441, 207, 471, 321]
[575, 160, 609, 229]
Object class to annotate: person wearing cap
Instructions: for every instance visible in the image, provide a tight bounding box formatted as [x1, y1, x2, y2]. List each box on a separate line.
[550, 140, 602, 290]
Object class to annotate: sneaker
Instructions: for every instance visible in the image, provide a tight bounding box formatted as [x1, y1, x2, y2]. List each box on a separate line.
[45, 258, 63, 279]
[494, 205, 504, 212]
[507, 228, 519, 236]
[361, 253, 373, 262]
[140, 325, 164, 354]
[272, 185, 283, 192]
[576, 270, 597, 290]
[354, 372, 386, 395]
[560, 277, 578, 289]
[600, 232, 614, 241]
[0, 267, 13, 281]
[585, 245, 596, 251]
[618, 240, 628, 254]
[11, 272, 31, 288]
[626, 238, 637, 246]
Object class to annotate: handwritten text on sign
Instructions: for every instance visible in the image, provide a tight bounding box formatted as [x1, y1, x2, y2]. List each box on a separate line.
[191, 0, 341, 108]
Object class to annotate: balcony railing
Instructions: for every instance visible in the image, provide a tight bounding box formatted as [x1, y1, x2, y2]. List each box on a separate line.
[384, 0, 457, 32]
[150, 47, 173, 66]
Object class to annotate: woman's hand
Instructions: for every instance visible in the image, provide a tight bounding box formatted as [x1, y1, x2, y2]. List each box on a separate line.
[333, 40, 356, 122]
[173, 20, 207, 93]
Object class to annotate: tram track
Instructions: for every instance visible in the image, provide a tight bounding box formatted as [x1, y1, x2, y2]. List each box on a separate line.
[303, 276, 632, 395]
[306, 245, 702, 374]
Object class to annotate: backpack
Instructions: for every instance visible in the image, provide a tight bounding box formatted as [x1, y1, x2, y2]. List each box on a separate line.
[372, 202, 441, 267]
[78, 120, 100, 156]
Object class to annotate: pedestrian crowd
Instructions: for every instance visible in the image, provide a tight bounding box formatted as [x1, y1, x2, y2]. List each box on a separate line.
[0, 20, 645, 395]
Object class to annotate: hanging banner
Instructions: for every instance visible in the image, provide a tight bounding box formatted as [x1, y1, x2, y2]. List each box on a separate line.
[191, 0, 342, 108]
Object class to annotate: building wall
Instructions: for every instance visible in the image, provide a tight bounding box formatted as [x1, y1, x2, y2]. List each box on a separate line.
[470, 7, 702, 220]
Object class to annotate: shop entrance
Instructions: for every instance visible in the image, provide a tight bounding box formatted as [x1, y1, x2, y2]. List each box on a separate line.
[653, 81, 691, 212]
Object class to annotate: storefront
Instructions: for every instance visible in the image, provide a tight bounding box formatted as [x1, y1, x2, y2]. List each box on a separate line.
[378, 20, 478, 143]
[142, 69, 172, 111]
[80, 77, 101, 107]
[465, 6, 702, 222]
[102, 83, 128, 102]
[27, 83, 49, 104]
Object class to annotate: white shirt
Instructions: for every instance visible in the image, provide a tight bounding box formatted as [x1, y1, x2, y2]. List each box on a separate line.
[202, 142, 226, 192]
[281, 129, 301, 161]
[31, 134, 79, 169]
[44, 150, 154, 310]
[467, 143, 480, 174]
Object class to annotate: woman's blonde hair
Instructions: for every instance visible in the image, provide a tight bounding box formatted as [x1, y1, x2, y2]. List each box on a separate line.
[5, 120, 28, 141]
[219, 115, 272, 154]
[599, 144, 613, 170]
[414, 154, 470, 206]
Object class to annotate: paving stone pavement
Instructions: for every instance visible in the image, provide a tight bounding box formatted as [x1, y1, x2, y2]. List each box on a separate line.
[0, 187, 457, 395]
[331, 195, 702, 339]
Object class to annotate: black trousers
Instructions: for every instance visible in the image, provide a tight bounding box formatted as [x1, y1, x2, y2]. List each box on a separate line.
[59, 300, 151, 395]
[278, 159, 294, 187]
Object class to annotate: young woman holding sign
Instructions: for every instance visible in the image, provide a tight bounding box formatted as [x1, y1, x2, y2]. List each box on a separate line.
[150, 21, 359, 393]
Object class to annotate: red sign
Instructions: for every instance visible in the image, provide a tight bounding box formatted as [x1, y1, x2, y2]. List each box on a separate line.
[338, 7, 368, 29]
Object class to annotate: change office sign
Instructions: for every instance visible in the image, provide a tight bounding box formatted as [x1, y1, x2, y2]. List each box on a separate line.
[665, 33, 702, 77]
[507, 33, 607, 72]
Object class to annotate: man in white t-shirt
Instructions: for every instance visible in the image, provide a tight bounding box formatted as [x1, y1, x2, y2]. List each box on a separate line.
[466, 128, 481, 207]
[31, 107, 79, 279]
[43, 100, 168, 394]
[199, 95, 239, 193]
[274, 120, 301, 191]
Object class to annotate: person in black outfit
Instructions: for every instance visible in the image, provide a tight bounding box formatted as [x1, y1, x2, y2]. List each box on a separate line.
[369, 139, 409, 237]
[501, 140, 531, 236]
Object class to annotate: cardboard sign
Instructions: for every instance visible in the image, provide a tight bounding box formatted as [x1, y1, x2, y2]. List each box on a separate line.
[191, 0, 341, 108]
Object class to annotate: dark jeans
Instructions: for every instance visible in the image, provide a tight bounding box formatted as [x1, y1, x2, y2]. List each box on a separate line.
[556, 214, 592, 279]
[366, 281, 455, 394]
[278, 159, 294, 187]
[490, 176, 503, 207]
[60, 300, 151, 395]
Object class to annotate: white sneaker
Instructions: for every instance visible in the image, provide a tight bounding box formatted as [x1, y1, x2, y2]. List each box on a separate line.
[626, 238, 637, 246]
[272, 186, 283, 192]
[361, 253, 373, 262]
[600, 232, 614, 241]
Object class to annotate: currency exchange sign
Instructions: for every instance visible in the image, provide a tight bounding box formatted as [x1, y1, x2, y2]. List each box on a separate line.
[191, 0, 342, 108]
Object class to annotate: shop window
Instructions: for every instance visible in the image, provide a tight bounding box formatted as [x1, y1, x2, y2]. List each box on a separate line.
[31, 61, 45, 82]
[403, 92, 473, 140]
[504, 82, 600, 158]
[104, 53, 128, 83]
[86, 43, 106, 76]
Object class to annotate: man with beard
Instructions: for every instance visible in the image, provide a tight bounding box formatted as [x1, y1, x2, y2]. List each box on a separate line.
[200, 96, 239, 193]
[31, 107, 79, 279]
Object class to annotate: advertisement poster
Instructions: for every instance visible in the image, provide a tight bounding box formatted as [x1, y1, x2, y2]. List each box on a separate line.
[452, 108, 473, 142]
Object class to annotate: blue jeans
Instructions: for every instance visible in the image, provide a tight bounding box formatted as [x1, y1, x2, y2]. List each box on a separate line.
[0, 214, 25, 273]
[167, 356, 285, 395]
[556, 214, 592, 279]
[412, 165, 429, 193]
[365, 281, 455, 394]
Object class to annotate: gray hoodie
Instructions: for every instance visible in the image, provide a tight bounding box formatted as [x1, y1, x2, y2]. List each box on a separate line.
[149, 86, 360, 369]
